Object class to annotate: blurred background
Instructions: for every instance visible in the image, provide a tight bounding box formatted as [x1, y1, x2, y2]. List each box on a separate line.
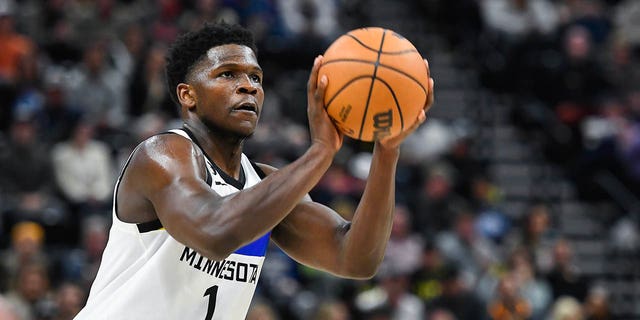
[0, 0, 639, 319]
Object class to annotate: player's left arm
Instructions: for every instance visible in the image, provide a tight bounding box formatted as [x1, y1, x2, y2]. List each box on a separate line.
[265, 142, 402, 279]
[269, 61, 434, 279]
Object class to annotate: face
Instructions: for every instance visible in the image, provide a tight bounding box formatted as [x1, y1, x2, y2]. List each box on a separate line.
[186, 44, 264, 138]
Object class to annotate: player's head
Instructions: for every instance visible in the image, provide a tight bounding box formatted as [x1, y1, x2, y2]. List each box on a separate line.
[165, 22, 258, 105]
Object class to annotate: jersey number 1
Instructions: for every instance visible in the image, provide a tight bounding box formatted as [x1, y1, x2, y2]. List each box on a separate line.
[204, 285, 218, 320]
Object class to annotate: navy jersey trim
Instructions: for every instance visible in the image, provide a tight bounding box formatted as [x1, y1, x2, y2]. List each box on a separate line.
[137, 219, 164, 233]
[181, 127, 247, 190]
[234, 232, 271, 257]
[249, 160, 267, 179]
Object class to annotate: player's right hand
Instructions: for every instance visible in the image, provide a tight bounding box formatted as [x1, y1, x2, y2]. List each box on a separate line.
[378, 59, 435, 150]
[307, 55, 343, 153]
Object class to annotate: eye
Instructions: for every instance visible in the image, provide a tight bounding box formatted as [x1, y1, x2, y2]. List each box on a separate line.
[219, 71, 234, 78]
[250, 74, 262, 84]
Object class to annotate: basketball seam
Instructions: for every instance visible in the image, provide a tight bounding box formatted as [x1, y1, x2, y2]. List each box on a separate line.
[374, 77, 404, 132]
[325, 75, 375, 109]
[358, 30, 386, 140]
[322, 59, 428, 96]
[345, 34, 418, 55]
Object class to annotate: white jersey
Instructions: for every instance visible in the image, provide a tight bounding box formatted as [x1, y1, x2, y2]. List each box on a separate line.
[75, 128, 269, 320]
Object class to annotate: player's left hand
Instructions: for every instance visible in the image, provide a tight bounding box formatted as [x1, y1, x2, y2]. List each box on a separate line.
[378, 59, 434, 149]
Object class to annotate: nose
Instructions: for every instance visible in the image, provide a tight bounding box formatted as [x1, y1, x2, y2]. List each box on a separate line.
[237, 75, 258, 95]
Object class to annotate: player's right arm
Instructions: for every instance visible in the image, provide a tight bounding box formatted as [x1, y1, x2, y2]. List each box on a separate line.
[118, 56, 339, 261]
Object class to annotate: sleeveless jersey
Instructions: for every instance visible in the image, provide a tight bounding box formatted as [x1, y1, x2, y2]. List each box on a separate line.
[75, 128, 269, 320]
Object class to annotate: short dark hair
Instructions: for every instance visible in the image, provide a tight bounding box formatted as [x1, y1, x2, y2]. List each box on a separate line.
[165, 22, 258, 104]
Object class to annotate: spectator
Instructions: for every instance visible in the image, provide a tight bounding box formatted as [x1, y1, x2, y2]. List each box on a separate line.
[313, 300, 350, 320]
[508, 247, 552, 320]
[545, 239, 589, 302]
[427, 265, 486, 320]
[273, 0, 339, 67]
[487, 273, 532, 320]
[548, 296, 583, 320]
[435, 211, 499, 287]
[546, 25, 611, 130]
[5, 262, 56, 320]
[429, 308, 457, 320]
[33, 73, 82, 145]
[380, 204, 424, 276]
[58, 215, 109, 290]
[477, 0, 560, 92]
[505, 202, 558, 274]
[0, 222, 48, 292]
[0, 0, 36, 84]
[51, 119, 115, 216]
[413, 163, 466, 235]
[62, 38, 131, 130]
[613, 0, 640, 50]
[411, 242, 449, 304]
[355, 270, 425, 320]
[583, 286, 612, 320]
[51, 282, 85, 320]
[126, 42, 176, 118]
[246, 300, 280, 320]
[480, 0, 559, 39]
[0, 118, 68, 239]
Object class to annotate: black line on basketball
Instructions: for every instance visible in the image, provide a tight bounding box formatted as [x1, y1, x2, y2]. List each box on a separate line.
[358, 30, 386, 140]
[322, 59, 427, 95]
[322, 59, 376, 67]
[377, 63, 428, 96]
[325, 75, 375, 109]
[340, 34, 419, 55]
[374, 77, 405, 131]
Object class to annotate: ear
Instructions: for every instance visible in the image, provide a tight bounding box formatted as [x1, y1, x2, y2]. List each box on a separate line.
[177, 83, 196, 109]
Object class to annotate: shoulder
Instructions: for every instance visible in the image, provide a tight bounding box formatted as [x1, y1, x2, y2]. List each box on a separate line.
[125, 133, 207, 181]
[136, 133, 200, 162]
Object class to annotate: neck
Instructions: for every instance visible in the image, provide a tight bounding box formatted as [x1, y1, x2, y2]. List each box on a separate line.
[183, 121, 244, 179]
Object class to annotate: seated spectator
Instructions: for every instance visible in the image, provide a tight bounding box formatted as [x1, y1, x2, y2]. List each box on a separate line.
[487, 273, 532, 320]
[5, 262, 56, 320]
[0, 222, 49, 292]
[312, 300, 350, 320]
[508, 247, 552, 320]
[51, 119, 115, 216]
[0, 118, 68, 243]
[0, 0, 36, 84]
[435, 211, 500, 287]
[427, 265, 486, 320]
[355, 269, 425, 320]
[547, 296, 583, 320]
[583, 286, 612, 320]
[246, 300, 280, 320]
[380, 204, 424, 276]
[545, 239, 589, 302]
[58, 215, 109, 290]
[411, 242, 449, 304]
[504, 202, 558, 274]
[51, 282, 86, 320]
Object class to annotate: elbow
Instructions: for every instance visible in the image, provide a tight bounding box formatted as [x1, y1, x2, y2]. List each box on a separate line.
[198, 231, 244, 261]
[201, 243, 234, 261]
[340, 261, 381, 280]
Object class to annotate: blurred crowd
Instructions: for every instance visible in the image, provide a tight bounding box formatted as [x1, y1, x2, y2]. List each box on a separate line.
[0, 0, 638, 319]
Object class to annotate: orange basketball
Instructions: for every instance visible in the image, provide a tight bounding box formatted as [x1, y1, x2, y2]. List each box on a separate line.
[318, 27, 429, 142]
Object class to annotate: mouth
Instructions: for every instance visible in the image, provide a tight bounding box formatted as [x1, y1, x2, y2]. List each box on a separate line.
[233, 102, 258, 115]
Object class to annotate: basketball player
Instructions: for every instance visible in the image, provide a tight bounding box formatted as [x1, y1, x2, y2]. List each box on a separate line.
[75, 22, 434, 319]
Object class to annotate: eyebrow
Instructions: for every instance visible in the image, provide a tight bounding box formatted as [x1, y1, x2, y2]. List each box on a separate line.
[214, 62, 263, 73]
